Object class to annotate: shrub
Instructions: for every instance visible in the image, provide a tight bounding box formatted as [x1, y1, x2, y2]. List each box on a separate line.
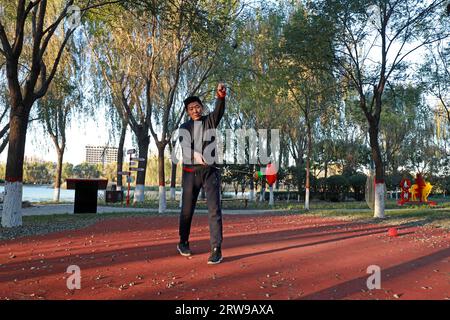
[347, 173, 367, 201]
[326, 175, 349, 202]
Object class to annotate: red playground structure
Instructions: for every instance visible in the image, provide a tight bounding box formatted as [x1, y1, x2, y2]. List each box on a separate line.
[397, 173, 437, 206]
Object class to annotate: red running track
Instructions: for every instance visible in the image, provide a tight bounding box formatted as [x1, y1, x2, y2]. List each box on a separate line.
[0, 214, 448, 300]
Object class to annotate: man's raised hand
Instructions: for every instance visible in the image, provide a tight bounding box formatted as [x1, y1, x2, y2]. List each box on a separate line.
[217, 83, 226, 98]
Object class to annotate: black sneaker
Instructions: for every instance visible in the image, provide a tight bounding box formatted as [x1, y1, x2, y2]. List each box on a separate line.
[207, 247, 223, 265]
[177, 241, 192, 257]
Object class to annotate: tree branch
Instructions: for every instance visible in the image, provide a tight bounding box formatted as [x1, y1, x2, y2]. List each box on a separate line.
[34, 27, 76, 99]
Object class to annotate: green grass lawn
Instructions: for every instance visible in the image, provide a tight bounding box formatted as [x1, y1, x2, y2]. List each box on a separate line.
[97, 197, 450, 210]
[309, 207, 450, 229]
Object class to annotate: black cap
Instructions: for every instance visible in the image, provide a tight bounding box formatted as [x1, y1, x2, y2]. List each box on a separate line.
[183, 96, 203, 109]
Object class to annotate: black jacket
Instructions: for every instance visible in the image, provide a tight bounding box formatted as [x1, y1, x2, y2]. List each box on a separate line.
[179, 97, 225, 166]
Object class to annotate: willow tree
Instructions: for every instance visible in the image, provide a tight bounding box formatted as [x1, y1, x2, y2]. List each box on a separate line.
[0, 0, 121, 227]
[89, 0, 239, 211]
[213, 6, 286, 203]
[85, 4, 133, 192]
[420, 40, 449, 124]
[379, 85, 423, 176]
[281, 5, 337, 210]
[144, 0, 241, 213]
[318, 0, 449, 218]
[37, 55, 80, 202]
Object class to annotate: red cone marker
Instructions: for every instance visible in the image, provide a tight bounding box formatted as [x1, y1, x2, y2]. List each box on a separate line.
[388, 228, 398, 237]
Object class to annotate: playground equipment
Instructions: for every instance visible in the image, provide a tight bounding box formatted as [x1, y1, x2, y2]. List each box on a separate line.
[397, 173, 437, 206]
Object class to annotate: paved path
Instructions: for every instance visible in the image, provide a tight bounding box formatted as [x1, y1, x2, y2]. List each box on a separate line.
[21, 204, 292, 216]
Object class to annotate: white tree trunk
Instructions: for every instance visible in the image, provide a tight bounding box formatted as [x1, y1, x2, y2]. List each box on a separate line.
[249, 189, 255, 202]
[179, 187, 183, 208]
[53, 187, 60, 202]
[133, 184, 145, 203]
[2, 181, 23, 227]
[304, 187, 310, 210]
[259, 187, 265, 202]
[269, 185, 274, 206]
[374, 183, 385, 218]
[159, 186, 166, 213]
[170, 187, 176, 201]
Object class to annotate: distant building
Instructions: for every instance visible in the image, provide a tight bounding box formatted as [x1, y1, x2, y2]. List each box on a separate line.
[85, 146, 118, 165]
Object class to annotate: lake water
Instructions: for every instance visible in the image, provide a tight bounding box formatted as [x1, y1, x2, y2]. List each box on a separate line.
[0, 185, 249, 203]
[0, 185, 75, 202]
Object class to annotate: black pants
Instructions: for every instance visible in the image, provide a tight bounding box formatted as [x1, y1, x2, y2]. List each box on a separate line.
[179, 166, 223, 248]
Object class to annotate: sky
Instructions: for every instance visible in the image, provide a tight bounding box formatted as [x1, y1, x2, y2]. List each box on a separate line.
[0, 104, 159, 165]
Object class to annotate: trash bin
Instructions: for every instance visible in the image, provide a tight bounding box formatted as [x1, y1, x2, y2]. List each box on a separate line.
[106, 190, 123, 203]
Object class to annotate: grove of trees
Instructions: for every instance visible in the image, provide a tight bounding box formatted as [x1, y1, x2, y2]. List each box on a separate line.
[0, 0, 448, 227]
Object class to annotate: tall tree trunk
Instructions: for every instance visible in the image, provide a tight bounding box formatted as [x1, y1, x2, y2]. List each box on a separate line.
[157, 143, 166, 213]
[295, 157, 303, 201]
[53, 148, 64, 202]
[249, 164, 255, 201]
[269, 184, 274, 205]
[275, 145, 282, 191]
[133, 134, 149, 204]
[369, 121, 385, 218]
[2, 107, 29, 227]
[324, 159, 328, 200]
[305, 120, 312, 210]
[260, 178, 266, 202]
[170, 161, 177, 200]
[116, 120, 127, 191]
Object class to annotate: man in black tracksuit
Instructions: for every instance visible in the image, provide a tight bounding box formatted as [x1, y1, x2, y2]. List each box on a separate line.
[177, 83, 226, 264]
